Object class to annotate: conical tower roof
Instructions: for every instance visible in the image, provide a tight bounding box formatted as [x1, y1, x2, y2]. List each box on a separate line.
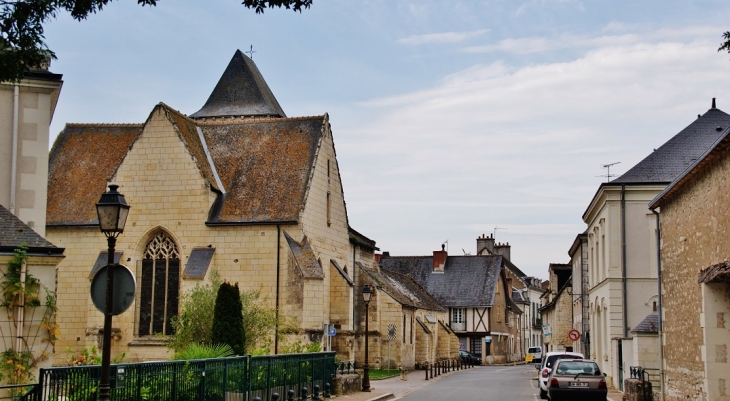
[190, 50, 286, 119]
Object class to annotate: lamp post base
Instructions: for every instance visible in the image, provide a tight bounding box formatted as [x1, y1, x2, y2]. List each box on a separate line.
[362, 364, 371, 392]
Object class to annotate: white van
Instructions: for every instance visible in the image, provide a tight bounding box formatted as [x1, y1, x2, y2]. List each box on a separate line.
[527, 346, 542, 363]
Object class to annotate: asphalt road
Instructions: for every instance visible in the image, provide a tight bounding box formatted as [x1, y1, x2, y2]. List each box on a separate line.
[399, 365, 541, 401]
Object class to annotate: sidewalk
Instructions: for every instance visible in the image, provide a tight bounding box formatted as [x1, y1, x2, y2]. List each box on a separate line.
[607, 388, 624, 401]
[331, 366, 626, 401]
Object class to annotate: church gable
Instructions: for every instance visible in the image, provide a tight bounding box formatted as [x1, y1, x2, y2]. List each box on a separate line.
[162, 105, 222, 193]
[47, 104, 223, 226]
[298, 116, 350, 253]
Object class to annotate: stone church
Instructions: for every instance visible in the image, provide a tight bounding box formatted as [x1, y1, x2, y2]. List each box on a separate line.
[46, 50, 364, 361]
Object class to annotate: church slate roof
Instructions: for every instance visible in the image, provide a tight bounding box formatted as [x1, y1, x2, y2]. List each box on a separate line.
[0, 205, 62, 253]
[379, 255, 503, 308]
[190, 50, 286, 119]
[612, 105, 730, 184]
[48, 124, 143, 226]
[359, 263, 445, 312]
[284, 232, 324, 279]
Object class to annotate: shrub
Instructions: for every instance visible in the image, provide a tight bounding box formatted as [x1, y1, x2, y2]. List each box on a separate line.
[168, 271, 222, 352]
[174, 343, 234, 360]
[211, 282, 244, 355]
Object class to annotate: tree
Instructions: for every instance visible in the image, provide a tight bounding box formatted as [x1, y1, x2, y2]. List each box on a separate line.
[211, 281, 244, 355]
[0, 0, 312, 82]
[720, 31, 730, 55]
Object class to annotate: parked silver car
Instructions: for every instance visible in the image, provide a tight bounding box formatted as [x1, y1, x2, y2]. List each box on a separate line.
[535, 351, 584, 399]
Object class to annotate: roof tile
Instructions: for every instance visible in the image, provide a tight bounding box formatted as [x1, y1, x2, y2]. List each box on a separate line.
[48, 124, 142, 225]
[202, 117, 324, 223]
[380, 255, 502, 307]
[190, 50, 286, 119]
[0, 205, 60, 250]
[613, 107, 730, 184]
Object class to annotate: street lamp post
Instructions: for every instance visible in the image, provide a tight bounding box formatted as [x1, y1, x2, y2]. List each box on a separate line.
[95, 184, 130, 401]
[362, 284, 372, 392]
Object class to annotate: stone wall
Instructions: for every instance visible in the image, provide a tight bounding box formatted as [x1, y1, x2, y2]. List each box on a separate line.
[659, 145, 730, 401]
[328, 263, 352, 331]
[624, 378, 653, 401]
[331, 373, 361, 395]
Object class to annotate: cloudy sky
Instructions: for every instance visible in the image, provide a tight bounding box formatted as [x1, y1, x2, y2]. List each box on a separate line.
[44, 0, 730, 279]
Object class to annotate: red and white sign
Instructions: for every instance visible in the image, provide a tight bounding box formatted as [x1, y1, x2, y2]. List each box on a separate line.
[568, 329, 581, 342]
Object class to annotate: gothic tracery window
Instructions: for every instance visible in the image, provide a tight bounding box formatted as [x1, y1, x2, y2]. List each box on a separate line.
[139, 232, 180, 336]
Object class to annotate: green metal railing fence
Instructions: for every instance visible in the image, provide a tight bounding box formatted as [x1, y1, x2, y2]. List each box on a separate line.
[20, 352, 335, 401]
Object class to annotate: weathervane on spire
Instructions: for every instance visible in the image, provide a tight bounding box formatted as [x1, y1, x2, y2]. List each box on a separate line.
[245, 45, 256, 60]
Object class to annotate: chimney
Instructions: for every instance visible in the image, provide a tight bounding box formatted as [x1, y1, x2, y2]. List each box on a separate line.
[712, 97, 717, 109]
[494, 242, 511, 261]
[433, 244, 447, 272]
[476, 233, 495, 255]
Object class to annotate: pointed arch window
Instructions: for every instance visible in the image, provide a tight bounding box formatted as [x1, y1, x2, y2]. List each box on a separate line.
[139, 232, 180, 336]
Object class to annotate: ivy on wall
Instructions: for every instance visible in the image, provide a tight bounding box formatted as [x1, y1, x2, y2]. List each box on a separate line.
[0, 245, 58, 386]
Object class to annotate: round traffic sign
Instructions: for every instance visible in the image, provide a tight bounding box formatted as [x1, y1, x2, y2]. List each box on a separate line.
[568, 329, 581, 342]
[90, 264, 136, 315]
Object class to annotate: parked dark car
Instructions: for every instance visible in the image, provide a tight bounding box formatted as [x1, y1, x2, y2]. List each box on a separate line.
[547, 359, 607, 401]
[459, 350, 482, 365]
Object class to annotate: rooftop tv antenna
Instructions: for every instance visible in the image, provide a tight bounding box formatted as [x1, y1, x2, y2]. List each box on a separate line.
[494, 226, 507, 238]
[245, 45, 256, 60]
[462, 248, 471, 256]
[442, 240, 448, 253]
[598, 162, 620, 182]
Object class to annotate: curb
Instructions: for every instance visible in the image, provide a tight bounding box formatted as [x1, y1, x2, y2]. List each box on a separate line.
[366, 394, 395, 401]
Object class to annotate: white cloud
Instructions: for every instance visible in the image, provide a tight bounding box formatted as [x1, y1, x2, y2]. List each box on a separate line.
[341, 25, 730, 275]
[398, 29, 489, 45]
[460, 25, 721, 55]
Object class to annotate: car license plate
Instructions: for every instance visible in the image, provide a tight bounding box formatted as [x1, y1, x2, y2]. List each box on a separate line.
[569, 382, 589, 387]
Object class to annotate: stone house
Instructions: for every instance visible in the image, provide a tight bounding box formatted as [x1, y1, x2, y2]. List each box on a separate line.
[379, 243, 523, 364]
[45, 50, 365, 362]
[539, 263, 573, 353]
[514, 276, 546, 352]
[648, 121, 730, 401]
[0, 60, 65, 373]
[476, 233, 536, 359]
[582, 99, 730, 390]
[354, 263, 455, 370]
[569, 232, 589, 357]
